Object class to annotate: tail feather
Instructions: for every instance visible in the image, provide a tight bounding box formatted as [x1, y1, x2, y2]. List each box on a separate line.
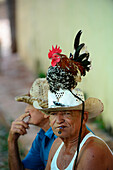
[74, 30, 82, 50]
[75, 53, 89, 62]
[72, 30, 91, 76]
[73, 43, 85, 59]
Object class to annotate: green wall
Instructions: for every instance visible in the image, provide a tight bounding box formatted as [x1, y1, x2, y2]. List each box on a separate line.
[16, 0, 113, 132]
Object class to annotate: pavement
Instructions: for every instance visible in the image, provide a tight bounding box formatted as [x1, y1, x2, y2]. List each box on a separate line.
[0, 53, 40, 152]
[0, 52, 113, 153]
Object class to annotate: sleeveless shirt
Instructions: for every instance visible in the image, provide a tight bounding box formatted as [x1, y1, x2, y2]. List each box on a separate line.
[51, 132, 113, 170]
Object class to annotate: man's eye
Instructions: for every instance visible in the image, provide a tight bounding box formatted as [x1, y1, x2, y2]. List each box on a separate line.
[50, 112, 56, 115]
[65, 112, 71, 115]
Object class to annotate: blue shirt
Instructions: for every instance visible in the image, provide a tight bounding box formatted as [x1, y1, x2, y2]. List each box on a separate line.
[22, 127, 57, 170]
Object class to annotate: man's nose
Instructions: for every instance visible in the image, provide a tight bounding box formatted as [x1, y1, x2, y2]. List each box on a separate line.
[56, 113, 65, 123]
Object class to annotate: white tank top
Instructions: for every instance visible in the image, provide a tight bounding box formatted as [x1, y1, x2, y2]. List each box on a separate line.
[51, 132, 113, 170]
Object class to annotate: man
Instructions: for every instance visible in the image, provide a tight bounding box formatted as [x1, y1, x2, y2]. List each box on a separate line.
[34, 88, 113, 169]
[8, 78, 57, 170]
[45, 90, 113, 170]
[33, 30, 113, 169]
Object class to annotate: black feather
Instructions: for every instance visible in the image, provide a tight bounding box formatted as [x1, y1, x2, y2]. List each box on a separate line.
[75, 53, 89, 62]
[74, 30, 82, 50]
[71, 30, 91, 76]
[82, 60, 91, 66]
[73, 43, 85, 60]
[69, 53, 73, 58]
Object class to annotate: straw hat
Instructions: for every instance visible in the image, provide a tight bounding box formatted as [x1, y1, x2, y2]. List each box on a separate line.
[15, 78, 49, 108]
[15, 77, 104, 119]
[33, 88, 104, 119]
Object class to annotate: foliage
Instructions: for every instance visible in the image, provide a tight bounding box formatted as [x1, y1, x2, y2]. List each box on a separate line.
[94, 117, 106, 130]
[0, 125, 9, 170]
[0, 124, 25, 170]
[38, 72, 46, 78]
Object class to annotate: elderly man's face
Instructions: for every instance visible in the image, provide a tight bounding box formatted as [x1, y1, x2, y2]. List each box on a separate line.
[25, 105, 45, 126]
[49, 110, 81, 138]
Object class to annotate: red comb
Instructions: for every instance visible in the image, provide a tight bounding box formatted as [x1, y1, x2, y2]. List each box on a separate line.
[48, 45, 62, 59]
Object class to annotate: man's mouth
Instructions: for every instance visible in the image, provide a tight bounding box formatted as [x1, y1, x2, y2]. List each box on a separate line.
[56, 126, 67, 134]
[56, 126, 67, 130]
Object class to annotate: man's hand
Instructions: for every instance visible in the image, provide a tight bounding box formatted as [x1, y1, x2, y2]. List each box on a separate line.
[8, 113, 30, 170]
[8, 113, 30, 142]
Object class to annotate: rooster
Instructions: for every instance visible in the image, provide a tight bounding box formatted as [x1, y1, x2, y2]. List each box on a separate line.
[47, 30, 91, 93]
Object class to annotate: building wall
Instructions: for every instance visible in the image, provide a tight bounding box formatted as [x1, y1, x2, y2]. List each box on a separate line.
[16, 0, 113, 131]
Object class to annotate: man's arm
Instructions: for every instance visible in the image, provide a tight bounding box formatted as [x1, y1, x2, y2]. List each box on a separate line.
[77, 138, 113, 170]
[8, 113, 30, 170]
[8, 136, 24, 170]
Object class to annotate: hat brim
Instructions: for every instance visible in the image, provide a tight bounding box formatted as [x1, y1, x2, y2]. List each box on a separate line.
[15, 94, 33, 105]
[39, 97, 104, 119]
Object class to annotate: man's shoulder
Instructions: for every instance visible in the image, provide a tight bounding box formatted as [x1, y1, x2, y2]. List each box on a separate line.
[51, 138, 62, 150]
[78, 136, 113, 169]
[49, 138, 62, 158]
[45, 138, 62, 170]
[84, 136, 112, 154]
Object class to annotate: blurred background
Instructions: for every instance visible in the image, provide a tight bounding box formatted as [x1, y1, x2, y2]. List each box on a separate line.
[0, 0, 113, 169]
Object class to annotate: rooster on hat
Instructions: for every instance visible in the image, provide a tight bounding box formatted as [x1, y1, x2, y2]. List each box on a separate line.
[47, 30, 91, 93]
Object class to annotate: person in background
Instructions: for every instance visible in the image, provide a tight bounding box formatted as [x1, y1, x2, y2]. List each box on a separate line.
[8, 78, 57, 170]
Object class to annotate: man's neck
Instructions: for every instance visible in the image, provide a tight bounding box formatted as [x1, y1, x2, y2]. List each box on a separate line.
[40, 119, 50, 132]
[61, 127, 89, 152]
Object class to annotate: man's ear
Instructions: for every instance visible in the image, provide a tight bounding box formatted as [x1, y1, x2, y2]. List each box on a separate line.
[83, 111, 88, 125]
[44, 114, 50, 118]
